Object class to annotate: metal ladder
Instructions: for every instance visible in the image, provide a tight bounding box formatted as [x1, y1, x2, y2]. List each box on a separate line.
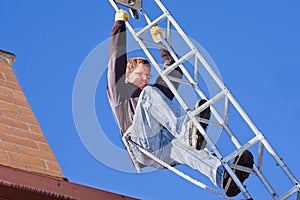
[108, 0, 300, 199]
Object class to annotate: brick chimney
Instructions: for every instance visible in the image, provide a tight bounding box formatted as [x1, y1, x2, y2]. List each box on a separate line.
[0, 49, 64, 178]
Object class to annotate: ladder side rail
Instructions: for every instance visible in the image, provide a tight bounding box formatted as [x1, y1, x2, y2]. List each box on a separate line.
[194, 55, 199, 83]
[226, 92, 261, 137]
[253, 164, 279, 199]
[108, 0, 119, 11]
[166, 17, 171, 43]
[258, 142, 264, 171]
[228, 88, 300, 188]
[122, 128, 142, 173]
[260, 137, 300, 186]
[224, 96, 230, 125]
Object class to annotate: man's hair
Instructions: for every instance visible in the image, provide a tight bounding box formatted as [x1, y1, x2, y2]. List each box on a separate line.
[126, 57, 150, 79]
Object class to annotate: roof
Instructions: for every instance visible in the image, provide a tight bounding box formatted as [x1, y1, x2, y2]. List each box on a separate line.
[0, 161, 137, 200]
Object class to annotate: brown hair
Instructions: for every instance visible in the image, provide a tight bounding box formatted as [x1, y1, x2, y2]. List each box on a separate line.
[126, 57, 150, 80]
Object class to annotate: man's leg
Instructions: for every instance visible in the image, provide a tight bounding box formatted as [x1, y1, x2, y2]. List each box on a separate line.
[170, 136, 224, 187]
[132, 86, 190, 141]
[130, 86, 224, 187]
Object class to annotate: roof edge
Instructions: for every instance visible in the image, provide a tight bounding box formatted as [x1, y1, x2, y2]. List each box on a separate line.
[0, 164, 138, 200]
[0, 49, 16, 66]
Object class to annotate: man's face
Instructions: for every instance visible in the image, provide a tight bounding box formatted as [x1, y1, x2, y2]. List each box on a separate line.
[127, 64, 151, 89]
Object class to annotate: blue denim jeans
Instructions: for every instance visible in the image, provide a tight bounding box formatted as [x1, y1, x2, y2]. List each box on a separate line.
[130, 86, 224, 188]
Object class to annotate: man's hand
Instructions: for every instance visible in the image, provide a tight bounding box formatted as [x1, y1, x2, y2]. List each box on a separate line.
[115, 9, 130, 21]
[150, 25, 165, 43]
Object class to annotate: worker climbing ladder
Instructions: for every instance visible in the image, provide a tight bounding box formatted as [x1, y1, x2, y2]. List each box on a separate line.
[108, 0, 300, 199]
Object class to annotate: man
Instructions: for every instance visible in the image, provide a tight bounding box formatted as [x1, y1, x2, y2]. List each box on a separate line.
[107, 9, 253, 197]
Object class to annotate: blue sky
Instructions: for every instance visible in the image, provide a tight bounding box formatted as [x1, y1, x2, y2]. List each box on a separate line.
[1, 0, 300, 199]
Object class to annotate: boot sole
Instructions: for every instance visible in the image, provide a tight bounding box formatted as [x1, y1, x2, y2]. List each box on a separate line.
[224, 150, 254, 197]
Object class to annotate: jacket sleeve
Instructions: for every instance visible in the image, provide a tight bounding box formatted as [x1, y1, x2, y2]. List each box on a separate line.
[107, 20, 127, 106]
[153, 48, 183, 100]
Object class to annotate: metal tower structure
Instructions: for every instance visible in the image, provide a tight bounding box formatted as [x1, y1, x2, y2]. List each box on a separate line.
[108, 0, 300, 199]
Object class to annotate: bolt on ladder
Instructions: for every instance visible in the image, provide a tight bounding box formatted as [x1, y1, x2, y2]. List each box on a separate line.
[108, 0, 300, 199]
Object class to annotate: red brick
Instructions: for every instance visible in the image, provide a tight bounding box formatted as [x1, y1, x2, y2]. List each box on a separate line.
[0, 65, 14, 76]
[0, 94, 29, 108]
[0, 158, 27, 170]
[2, 110, 39, 125]
[19, 145, 56, 162]
[11, 89, 27, 101]
[21, 107, 35, 116]
[37, 142, 52, 152]
[0, 141, 19, 152]
[0, 79, 21, 91]
[0, 101, 21, 113]
[0, 86, 12, 97]
[28, 165, 64, 178]
[45, 161, 63, 173]
[3, 73, 18, 85]
[10, 127, 47, 143]
[28, 124, 43, 134]
[0, 124, 10, 134]
[0, 116, 28, 130]
[0, 73, 5, 81]
[7, 151, 46, 168]
[0, 133, 38, 149]
[0, 149, 8, 159]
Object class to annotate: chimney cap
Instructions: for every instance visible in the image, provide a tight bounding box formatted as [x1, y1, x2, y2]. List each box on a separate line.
[0, 49, 16, 66]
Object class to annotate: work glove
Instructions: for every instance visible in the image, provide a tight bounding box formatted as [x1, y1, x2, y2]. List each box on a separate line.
[150, 25, 165, 43]
[115, 9, 130, 21]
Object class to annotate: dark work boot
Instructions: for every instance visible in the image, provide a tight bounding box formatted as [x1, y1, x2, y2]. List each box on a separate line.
[189, 99, 211, 150]
[223, 150, 254, 197]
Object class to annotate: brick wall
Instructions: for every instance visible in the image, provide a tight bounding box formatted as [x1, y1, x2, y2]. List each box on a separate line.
[0, 49, 64, 178]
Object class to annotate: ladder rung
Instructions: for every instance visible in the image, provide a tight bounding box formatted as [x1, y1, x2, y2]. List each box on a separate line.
[166, 76, 193, 86]
[135, 12, 168, 37]
[228, 163, 255, 175]
[278, 185, 300, 200]
[141, 38, 165, 48]
[191, 89, 228, 118]
[223, 136, 261, 163]
[198, 118, 223, 129]
[162, 49, 196, 76]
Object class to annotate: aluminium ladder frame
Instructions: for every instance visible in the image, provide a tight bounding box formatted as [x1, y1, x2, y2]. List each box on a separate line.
[108, 0, 300, 199]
